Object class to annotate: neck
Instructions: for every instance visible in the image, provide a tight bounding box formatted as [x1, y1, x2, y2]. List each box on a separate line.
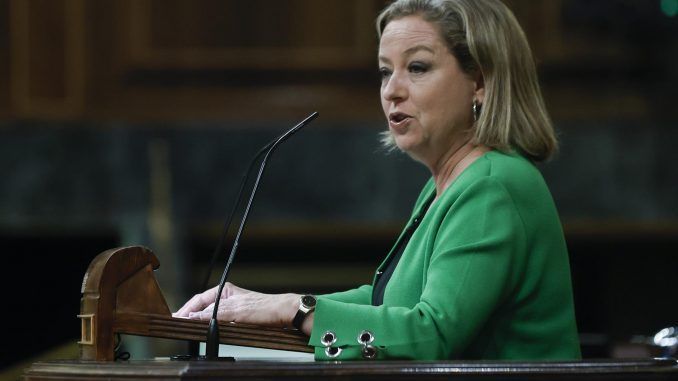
[430, 140, 487, 199]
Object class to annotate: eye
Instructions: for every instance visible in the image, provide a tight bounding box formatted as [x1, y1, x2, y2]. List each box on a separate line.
[408, 61, 430, 74]
[378, 67, 392, 81]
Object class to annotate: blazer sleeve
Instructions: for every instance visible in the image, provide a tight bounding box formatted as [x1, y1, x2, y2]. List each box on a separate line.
[308, 177, 527, 360]
[318, 284, 373, 305]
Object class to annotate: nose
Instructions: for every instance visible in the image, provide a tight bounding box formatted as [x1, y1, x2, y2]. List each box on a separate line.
[382, 70, 408, 103]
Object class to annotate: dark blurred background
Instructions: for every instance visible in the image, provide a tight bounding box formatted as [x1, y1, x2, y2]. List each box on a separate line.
[1, 0, 677, 376]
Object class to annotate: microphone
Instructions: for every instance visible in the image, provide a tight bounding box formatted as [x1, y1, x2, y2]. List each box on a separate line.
[205, 112, 319, 360]
[200, 142, 271, 291]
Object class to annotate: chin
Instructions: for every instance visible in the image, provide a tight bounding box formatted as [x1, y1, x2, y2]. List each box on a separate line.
[394, 135, 419, 153]
[395, 137, 429, 164]
[395, 143, 420, 160]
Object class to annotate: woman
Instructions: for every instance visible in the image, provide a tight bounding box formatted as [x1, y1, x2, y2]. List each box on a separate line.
[175, 0, 581, 360]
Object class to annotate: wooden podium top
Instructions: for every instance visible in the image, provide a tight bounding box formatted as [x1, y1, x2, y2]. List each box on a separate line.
[23, 358, 678, 381]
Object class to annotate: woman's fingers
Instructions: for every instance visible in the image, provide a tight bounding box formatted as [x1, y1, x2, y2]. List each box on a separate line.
[182, 292, 299, 328]
[172, 283, 297, 329]
[173, 286, 219, 317]
[186, 299, 240, 322]
[173, 283, 253, 318]
[188, 302, 215, 320]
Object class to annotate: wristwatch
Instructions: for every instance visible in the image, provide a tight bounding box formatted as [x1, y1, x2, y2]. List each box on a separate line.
[292, 295, 316, 330]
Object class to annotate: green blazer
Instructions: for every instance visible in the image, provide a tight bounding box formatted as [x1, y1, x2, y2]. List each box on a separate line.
[309, 151, 581, 360]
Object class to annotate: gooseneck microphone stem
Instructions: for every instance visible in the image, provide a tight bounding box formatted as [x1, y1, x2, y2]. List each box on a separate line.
[201, 144, 271, 291]
[205, 112, 318, 360]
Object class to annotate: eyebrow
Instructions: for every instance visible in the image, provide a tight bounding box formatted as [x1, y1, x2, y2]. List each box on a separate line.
[379, 44, 436, 64]
[404, 44, 435, 56]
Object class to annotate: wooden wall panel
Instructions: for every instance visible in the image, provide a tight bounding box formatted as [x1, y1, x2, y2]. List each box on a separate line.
[0, 0, 672, 122]
[0, 0, 9, 116]
[505, 0, 654, 122]
[125, 0, 377, 70]
[74, 0, 385, 121]
[9, 0, 85, 118]
[505, 0, 631, 64]
[28, 0, 66, 99]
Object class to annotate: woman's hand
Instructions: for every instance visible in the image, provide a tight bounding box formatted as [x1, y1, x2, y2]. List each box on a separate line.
[173, 283, 307, 333]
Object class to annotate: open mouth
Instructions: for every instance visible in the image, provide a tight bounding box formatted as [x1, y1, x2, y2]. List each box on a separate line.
[389, 112, 412, 123]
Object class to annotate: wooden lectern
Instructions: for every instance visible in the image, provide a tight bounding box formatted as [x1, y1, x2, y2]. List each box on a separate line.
[77, 246, 311, 361]
[22, 246, 678, 381]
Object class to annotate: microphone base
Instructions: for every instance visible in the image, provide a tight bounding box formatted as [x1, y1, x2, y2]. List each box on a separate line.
[199, 356, 236, 362]
[170, 355, 235, 362]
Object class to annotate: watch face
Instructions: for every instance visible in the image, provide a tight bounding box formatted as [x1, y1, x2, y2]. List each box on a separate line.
[301, 295, 316, 308]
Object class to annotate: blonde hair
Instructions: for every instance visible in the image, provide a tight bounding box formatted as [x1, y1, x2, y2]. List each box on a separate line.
[377, 0, 557, 162]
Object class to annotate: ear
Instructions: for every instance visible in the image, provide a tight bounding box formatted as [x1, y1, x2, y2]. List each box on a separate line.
[473, 71, 485, 104]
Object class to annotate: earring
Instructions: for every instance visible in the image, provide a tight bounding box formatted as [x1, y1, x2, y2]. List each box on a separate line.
[472, 100, 482, 122]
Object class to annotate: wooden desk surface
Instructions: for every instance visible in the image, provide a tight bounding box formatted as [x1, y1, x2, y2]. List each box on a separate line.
[23, 358, 678, 381]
